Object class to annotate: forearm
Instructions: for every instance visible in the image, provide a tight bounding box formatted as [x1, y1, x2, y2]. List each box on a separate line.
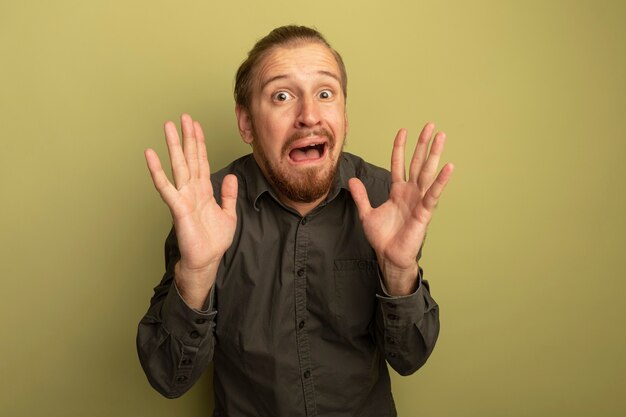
[136, 227, 218, 397]
[137, 276, 217, 397]
[375, 271, 440, 376]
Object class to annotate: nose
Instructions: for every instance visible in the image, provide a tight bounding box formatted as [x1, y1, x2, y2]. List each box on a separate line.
[295, 96, 321, 128]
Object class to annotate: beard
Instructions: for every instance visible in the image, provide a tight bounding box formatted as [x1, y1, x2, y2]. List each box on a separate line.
[252, 125, 342, 203]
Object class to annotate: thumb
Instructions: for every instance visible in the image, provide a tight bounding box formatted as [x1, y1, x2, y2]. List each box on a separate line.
[220, 174, 238, 215]
[348, 178, 372, 220]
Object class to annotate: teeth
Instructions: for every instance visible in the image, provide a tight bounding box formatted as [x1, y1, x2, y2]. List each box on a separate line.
[294, 143, 323, 151]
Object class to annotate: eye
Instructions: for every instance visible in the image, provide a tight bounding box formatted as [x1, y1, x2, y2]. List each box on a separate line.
[318, 89, 333, 100]
[273, 91, 293, 102]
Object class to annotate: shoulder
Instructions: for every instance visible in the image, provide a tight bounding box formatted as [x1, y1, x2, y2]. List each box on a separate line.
[209, 154, 255, 201]
[341, 152, 390, 188]
[211, 154, 252, 181]
[340, 153, 391, 207]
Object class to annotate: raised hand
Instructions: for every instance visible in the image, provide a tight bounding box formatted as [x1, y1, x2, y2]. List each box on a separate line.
[145, 114, 238, 308]
[348, 123, 453, 296]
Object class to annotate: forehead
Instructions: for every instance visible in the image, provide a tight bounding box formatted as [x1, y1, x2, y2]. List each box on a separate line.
[254, 42, 341, 90]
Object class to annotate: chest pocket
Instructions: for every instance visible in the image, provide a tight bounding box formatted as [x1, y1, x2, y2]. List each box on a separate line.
[332, 259, 379, 337]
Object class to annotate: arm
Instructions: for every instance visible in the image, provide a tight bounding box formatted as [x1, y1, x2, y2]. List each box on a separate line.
[137, 229, 218, 397]
[349, 123, 452, 373]
[137, 114, 238, 396]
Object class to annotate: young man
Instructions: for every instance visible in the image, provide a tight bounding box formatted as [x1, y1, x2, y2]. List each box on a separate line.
[138, 25, 453, 417]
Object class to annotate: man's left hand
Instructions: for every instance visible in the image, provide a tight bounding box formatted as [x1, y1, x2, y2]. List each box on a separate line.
[348, 123, 454, 296]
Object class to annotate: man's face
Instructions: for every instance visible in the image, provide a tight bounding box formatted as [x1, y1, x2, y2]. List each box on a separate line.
[237, 42, 348, 203]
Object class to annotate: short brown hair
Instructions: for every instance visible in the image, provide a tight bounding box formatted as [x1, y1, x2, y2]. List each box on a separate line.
[234, 25, 348, 110]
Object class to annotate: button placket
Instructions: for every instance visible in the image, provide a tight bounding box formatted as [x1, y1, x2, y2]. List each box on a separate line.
[293, 214, 316, 415]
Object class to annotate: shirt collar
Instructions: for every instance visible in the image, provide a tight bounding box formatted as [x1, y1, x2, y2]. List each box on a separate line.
[243, 153, 355, 211]
[326, 153, 353, 202]
[241, 155, 273, 211]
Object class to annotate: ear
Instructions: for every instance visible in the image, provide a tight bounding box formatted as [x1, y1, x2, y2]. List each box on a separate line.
[344, 110, 349, 136]
[235, 105, 254, 144]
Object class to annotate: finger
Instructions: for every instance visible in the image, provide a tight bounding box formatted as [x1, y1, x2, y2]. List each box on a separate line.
[220, 174, 238, 215]
[144, 148, 179, 205]
[194, 121, 214, 195]
[164, 120, 189, 187]
[421, 163, 454, 213]
[348, 178, 373, 220]
[181, 114, 199, 178]
[194, 121, 210, 177]
[390, 129, 407, 183]
[408, 122, 435, 183]
[418, 131, 446, 191]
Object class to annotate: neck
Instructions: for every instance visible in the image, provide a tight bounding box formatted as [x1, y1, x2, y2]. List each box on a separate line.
[278, 193, 328, 217]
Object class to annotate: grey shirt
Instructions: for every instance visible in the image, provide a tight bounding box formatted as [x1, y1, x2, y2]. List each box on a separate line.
[137, 152, 440, 417]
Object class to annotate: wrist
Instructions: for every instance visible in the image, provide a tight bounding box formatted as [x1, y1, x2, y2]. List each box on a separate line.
[380, 261, 419, 296]
[174, 260, 218, 309]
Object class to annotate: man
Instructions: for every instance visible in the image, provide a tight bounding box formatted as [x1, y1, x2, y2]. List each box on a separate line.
[137, 25, 453, 417]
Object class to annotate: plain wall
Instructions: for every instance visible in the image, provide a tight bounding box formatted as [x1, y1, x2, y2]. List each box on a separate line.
[1, 0, 625, 416]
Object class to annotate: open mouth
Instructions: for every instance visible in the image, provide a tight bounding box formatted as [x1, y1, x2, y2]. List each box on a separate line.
[288, 141, 328, 163]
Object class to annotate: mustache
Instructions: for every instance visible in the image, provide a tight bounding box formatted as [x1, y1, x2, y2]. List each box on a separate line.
[282, 128, 335, 154]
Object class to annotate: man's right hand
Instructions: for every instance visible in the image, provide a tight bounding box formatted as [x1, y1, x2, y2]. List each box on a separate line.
[144, 114, 238, 309]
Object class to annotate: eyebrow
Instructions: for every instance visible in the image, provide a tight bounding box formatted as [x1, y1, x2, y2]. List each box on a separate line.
[260, 70, 341, 91]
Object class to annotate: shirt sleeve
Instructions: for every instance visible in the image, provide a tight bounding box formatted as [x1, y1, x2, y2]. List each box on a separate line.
[136, 228, 218, 398]
[375, 267, 440, 376]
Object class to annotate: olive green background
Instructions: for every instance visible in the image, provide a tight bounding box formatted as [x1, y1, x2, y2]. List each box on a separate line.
[1, 0, 625, 416]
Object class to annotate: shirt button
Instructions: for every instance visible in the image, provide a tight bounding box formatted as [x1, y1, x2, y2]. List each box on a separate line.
[386, 336, 395, 344]
[195, 318, 207, 324]
[301, 217, 307, 225]
[388, 352, 397, 358]
[303, 370, 311, 378]
[387, 314, 399, 320]
[176, 375, 188, 383]
[297, 269, 305, 277]
[298, 321, 305, 329]
[181, 358, 192, 366]
[190, 330, 200, 339]
[386, 302, 397, 309]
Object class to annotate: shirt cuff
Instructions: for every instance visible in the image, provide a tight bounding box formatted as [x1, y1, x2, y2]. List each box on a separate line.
[160, 283, 217, 347]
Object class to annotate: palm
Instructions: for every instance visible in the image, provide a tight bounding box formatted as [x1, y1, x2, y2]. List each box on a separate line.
[360, 182, 428, 270]
[349, 124, 453, 293]
[169, 174, 237, 270]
